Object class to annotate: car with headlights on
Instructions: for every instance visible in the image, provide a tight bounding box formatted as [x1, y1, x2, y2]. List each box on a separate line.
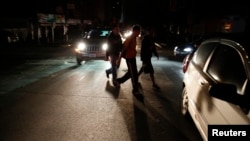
[173, 37, 204, 58]
[181, 34, 250, 141]
[75, 28, 110, 65]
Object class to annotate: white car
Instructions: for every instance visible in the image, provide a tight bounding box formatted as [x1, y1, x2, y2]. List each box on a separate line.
[181, 35, 250, 141]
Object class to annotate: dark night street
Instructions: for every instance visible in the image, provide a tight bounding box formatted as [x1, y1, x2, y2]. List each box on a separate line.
[0, 45, 203, 141]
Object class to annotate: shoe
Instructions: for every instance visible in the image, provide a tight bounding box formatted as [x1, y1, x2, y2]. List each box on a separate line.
[113, 81, 120, 88]
[153, 84, 160, 89]
[105, 70, 109, 78]
[133, 91, 142, 96]
[132, 90, 144, 102]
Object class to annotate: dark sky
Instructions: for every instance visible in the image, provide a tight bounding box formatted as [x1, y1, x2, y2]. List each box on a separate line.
[0, 0, 63, 17]
[0, 1, 34, 17]
[193, 0, 249, 15]
[0, 0, 249, 18]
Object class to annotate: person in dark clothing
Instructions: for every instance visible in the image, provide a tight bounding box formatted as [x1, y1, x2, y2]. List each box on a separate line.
[138, 27, 160, 89]
[105, 24, 123, 87]
[115, 25, 143, 99]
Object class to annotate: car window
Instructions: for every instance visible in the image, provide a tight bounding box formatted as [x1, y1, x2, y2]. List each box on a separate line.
[207, 44, 246, 93]
[193, 42, 217, 68]
[100, 30, 110, 36]
[87, 29, 109, 39]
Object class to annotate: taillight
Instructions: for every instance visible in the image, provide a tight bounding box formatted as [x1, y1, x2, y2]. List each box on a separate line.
[182, 53, 193, 73]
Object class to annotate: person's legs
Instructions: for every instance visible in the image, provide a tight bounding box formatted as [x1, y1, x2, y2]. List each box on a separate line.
[106, 68, 111, 77]
[110, 55, 118, 80]
[116, 59, 131, 84]
[150, 73, 156, 85]
[126, 58, 139, 93]
[106, 54, 119, 80]
[150, 73, 160, 89]
[147, 62, 160, 89]
[138, 65, 143, 76]
[150, 74, 160, 89]
[105, 56, 112, 78]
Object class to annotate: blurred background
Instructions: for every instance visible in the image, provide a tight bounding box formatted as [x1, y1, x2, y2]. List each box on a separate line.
[0, 0, 249, 47]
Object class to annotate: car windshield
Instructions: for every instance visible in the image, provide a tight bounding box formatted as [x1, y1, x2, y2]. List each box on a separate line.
[87, 29, 110, 39]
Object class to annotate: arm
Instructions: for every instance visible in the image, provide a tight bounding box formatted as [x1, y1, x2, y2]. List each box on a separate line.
[116, 37, 130, 64]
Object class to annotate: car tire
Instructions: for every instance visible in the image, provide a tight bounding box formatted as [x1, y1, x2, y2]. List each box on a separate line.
[181, 86, 189, 116]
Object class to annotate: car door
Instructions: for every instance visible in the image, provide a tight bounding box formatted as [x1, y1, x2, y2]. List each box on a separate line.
[202, 42, 250, 125]
[184, 42, 218, 138]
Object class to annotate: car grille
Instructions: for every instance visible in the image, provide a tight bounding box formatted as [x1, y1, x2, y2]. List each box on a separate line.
[86, 45, 100, 52]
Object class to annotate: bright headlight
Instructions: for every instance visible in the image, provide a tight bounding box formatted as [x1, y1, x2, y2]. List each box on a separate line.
[183, 47, 193, 52]
[102, 43, 108, 50]
[77, 42, 86, 50]
[124, 31, 132, 38]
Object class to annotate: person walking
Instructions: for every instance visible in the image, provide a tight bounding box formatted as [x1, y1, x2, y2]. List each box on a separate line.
[138, 27, 160, 89]
[105, 24, 123, 87]
[115, 24, 143, 99]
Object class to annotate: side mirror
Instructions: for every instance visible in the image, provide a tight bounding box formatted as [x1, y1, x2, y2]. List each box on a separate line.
[209, 84, 249, 110]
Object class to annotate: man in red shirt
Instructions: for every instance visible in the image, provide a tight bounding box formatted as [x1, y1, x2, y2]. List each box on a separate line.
[115, 24, 143, 101]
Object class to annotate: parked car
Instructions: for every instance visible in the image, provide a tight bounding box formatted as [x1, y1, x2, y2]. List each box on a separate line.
[74, 28, 110, 65]
[173, 37, 204, 58]
[181, 34, 250, 141]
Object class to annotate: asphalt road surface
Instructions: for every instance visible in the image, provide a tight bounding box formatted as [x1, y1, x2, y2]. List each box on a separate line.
[0, 45, 203, 141]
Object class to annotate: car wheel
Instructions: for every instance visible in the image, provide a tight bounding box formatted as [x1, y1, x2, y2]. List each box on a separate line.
[76, 58, 82, 65]
[181, 86, 189, 116]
